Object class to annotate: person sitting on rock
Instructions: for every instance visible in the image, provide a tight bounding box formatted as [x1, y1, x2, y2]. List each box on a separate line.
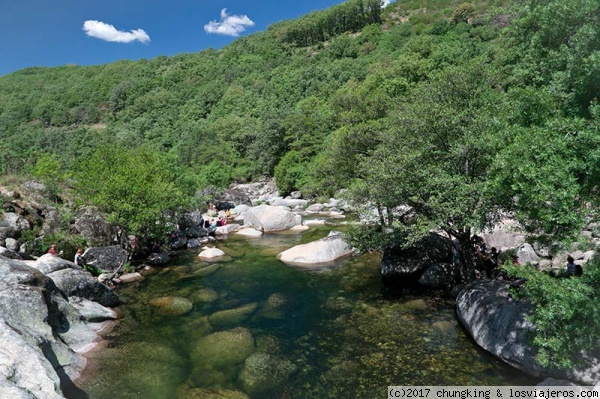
[48, 243, 63, 257]
[564, 256, 577, 277]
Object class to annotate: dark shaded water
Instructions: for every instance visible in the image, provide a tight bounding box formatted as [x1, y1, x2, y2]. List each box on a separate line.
[72, 223, 537, 399]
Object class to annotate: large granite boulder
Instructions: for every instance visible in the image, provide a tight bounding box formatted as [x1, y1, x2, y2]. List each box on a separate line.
[72, 206, 116, 247]
[0, 212, 31, 231]
[32, 253, 83, 275]
[0, 255, 117, 398]
[516, 243, 540, 264]
[381, 233, 453, 279]
[178, 210, 204, 229]
[244, 204, 301, 232]
[270, 198, 308, 209]
[47, 268, 120, 307]
[82, 246, 128, 273]
[418, 262, 459, 289]
[456, 280, 600, 384]
[277, 233, 352, 266]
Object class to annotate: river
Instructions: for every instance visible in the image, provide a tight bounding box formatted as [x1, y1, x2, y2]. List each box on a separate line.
[70, 221, 537, 399]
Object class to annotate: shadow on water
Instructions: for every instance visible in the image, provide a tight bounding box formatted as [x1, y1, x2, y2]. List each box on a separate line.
[71, 224, 539, 399]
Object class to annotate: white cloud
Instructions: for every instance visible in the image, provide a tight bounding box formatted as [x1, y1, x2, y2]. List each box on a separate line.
[83, 20, 150, 44]
[382, 0, 394, 7]
[204, 8, 255, 37]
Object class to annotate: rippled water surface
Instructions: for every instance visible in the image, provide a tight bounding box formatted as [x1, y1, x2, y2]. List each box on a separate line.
[71, 223, 536, 399]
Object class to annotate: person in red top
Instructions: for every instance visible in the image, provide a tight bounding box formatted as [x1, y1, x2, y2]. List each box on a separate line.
[48, 243, 57, 255]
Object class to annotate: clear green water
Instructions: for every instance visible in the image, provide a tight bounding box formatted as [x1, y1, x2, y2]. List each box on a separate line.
[71, 224, 537, 399]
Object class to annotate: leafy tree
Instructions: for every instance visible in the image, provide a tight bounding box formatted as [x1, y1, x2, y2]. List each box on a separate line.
[72, 145, 191, 244]
[31, 152, 64, 202]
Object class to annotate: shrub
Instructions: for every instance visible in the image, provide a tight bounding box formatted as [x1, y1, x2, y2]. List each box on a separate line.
[503, 256, 600, 369]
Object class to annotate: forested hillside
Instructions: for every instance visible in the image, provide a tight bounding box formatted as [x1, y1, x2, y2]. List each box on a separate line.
[1, 0, 600, 246]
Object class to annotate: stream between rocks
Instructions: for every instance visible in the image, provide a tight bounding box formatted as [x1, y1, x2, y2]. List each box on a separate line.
[69, 223, 537, 399]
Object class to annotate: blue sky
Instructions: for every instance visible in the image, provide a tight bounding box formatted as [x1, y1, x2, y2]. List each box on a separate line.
[0, 0, 387, 77]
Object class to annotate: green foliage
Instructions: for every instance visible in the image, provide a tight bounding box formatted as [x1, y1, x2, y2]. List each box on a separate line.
[503, 257, 600, 369]
[451, 3, 477, 24]
[198, 160, 233, 189]
[72, 145, 191, 242]
[274, 151, 307, 196]
[30, 152, 64, 202]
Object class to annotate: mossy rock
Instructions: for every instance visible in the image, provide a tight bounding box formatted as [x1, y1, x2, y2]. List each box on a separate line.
[191, 327, 255, 370]
[148, 296, 194, 316]
[177, 384, 249, 399]
[193, 264, 221, 277]
[239, 353, 296, 396]
[258, 292, 288, 320]
[90, 342, 186, 398]
[192, 288, 219, 303]
[208, 302, 258, 328]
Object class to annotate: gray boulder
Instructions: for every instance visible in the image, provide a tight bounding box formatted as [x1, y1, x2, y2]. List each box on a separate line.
[72, 207, 116, 247]
[184, 226, 209, 238]
[168, 236, 188, 250]
[82, 246, 128, 273]
[4, 237, 19, 252]
[456, 280, 600, 384]
[0, 212, 31, 231]
[516, 243, 540, 264]
[381, 233, 453, 279]
[270, 198, 308, 208]
[418, 262, 459, 289]
[33, 253, 82, 275]
[47, 268, 119, 307]
[0, 256, 116, 398]
[277, 234, 352, 266]
[244, 204, 301, 232]
[178, 210, 204, 229]
[0, 246, 23, 260]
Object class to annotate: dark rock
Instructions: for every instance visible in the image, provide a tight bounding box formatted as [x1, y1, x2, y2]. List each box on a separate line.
[218, 188, 252, 207]
[185, 226, 209, 238]
[168, 236, 188, 250]
[456, 280, 600, 384]
[178, 210, 204, 229]
[418, 262, 459, 289]
[47, 268, 119, 307]
[0, 247, 24, 260]
[82, 246, 128, 273]
[0, 226, 16, 239]
[147, 252, 170, 265]
[187, 239, 203, 249]
[381, 233, 453, 279]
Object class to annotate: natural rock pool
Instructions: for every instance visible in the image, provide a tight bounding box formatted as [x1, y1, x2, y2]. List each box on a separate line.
[70, 224, 537, 399]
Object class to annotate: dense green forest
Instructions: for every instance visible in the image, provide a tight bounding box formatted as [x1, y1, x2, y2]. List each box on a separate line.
[2, 0, 600, 368]
[1, 0, 599, 244]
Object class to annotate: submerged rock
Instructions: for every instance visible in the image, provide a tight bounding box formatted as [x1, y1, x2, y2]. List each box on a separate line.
[191, 327, 255, 370]
[239, 353, 296, 395]
[192, 288, 219, 303]
[208, 303, 258, 328]
[177, 385, 249, 399]
[149, 296, 193, 316]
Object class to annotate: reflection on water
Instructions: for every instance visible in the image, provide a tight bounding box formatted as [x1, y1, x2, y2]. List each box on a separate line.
[72, 225, 537, 399]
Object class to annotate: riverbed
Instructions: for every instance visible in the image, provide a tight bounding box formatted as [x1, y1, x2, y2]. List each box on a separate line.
[70, 223, 537, 399]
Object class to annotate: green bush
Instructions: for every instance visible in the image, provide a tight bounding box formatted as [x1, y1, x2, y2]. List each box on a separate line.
[503, 256, 600, 369]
